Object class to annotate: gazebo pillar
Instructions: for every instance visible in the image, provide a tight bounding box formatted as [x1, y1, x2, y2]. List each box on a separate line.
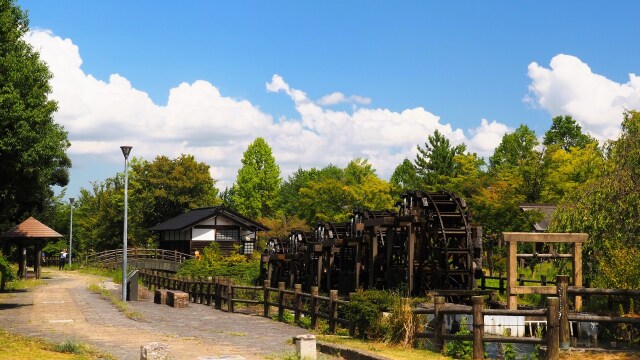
[33, 243, 43, 279]
[19, 240, 27, 279]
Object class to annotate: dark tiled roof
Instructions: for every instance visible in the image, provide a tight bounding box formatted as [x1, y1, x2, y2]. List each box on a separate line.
[519, 204, 556, 232]
[148, 206, 269, 232]
[1, 217, 64, 238]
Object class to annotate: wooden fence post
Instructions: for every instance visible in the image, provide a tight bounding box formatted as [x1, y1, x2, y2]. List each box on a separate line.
[329, 289, 338, 334]
[472, 296, 484, 360]
[546, 297, 560, 360]
[263, 280, 271, 318]
[229, 282, 235, 313]
[278, 282, 285, 322]
[294, 284, 302, 323]
[310, 286, 319, 329]
[206, 277, 213, 306]
[556, 275, 570, 349]
[214, 277, 222, 310]
[541, 274, 547, 286]
[434, 296, 445, 353]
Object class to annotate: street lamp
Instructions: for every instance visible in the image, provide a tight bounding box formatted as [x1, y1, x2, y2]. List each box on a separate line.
[120, 145, 132, 302]
[69, 198, 74, 266]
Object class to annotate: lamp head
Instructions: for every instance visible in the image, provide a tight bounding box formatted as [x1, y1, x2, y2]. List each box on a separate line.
[120, 146, 132, 159]
[69, 198, 75, 204]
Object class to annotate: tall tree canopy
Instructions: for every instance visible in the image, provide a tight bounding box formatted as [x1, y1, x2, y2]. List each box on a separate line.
[232, 137, 281, 219]
[543, 115, 596, 151]
[489, 124, 538, 170]
[0, 0, 71, 230]
[551, 110, 640, 288]
[389, 158, 420, 196]
[414, 129, 466, 190]
[130, 154, 220, 245]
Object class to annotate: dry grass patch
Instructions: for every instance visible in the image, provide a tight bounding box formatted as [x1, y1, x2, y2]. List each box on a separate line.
[0, 328, 115, 360]
[317, 335, 450, 360]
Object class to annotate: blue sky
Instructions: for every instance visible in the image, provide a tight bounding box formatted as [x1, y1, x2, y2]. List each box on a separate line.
[18, 1, 640, 199]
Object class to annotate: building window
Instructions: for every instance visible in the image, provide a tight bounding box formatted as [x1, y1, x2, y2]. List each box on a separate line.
[216, 229, 239, 242]
[243, 241, 255, 255]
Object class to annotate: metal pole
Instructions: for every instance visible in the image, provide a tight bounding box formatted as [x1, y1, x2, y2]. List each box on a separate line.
[69, 198, 74, 266]
[121, 146, 132, 302]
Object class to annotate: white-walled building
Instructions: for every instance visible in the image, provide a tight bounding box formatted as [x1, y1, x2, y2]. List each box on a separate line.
[149, 206, 269, 256]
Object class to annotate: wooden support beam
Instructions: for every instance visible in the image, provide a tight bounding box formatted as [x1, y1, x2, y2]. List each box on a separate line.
[502, 232, 588, 243]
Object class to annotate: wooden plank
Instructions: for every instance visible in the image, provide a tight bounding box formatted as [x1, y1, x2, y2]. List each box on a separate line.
[502, 232, 588, 243]
[507, 241, 518, 310]
[511, 286, 557, 295]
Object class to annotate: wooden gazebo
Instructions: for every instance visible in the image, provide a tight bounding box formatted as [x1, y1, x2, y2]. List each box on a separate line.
[1, 217, 63, 279]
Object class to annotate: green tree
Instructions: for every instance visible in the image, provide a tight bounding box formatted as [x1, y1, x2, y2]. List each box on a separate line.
[489, 124, 538, 170]
[0, 0, 71, 230]
[542, 143, 604, 203]
[130, 154, 220, 246]
[297, 160, 394, 224]
[277, 167, 321, 219]
[232, 138, 281, 219]
[543, 115, 596, 151]
[550, 110, 640, 288]
[389, 158, 420, 196]
[73, 178, 124, 252]
[489, 125, 545, 202]
[414, 129, 466, 190]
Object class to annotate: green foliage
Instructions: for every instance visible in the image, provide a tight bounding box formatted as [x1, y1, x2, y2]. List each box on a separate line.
[177, 242, 260, 285]
[500, 328, 517, 360]
[53, 340, 82, 354]
[296, 160, 394, 225]
[73, 179, 124, 252]
[0, 253, 18, 290]
[414, 129, 467, 190]
[232, 137, 281, 219]
[543, 115, 596, 151]
[344, 289, 396, 339]
[550, 110, 640, 287]
[129, 154, 220, 245]
[490, 124, 538, 170]
[0, 0, 71, 230]
[443, 316, 473, 359]
[389, 158, 420, 196]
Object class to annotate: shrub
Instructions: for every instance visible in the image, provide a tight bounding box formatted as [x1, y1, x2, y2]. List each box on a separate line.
[177, 242, 260, 284]
[0, 254, 18, 290]
[444, 316, 473, 359]
[344, 289, 396, 339]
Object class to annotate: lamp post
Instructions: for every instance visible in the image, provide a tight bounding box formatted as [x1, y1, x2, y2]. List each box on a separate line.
[69, 197, 74, 266]
[120, 145, 132, 302]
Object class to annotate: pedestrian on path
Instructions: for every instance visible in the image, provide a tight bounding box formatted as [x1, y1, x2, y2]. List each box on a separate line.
[59, 249, 67, 270]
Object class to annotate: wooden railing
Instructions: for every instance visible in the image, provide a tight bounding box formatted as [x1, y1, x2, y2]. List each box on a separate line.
[480, 274, 557, 294]
[138, 270, 640, 359]
[414, 296, 559, 360]
[86, 248, 193, 265]
[139, 270, 352, 335]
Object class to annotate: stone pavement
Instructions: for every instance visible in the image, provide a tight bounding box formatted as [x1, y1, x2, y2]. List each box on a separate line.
[0, 269, 323, 360]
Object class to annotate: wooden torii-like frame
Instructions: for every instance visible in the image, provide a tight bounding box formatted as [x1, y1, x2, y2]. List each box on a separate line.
[502, 232, 588, 310]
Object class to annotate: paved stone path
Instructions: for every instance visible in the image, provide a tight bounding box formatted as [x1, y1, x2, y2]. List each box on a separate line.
[0, 269, 319, 360]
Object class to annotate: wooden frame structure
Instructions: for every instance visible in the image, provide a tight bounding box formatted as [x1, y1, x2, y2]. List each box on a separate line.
[502, 232, 587, 310]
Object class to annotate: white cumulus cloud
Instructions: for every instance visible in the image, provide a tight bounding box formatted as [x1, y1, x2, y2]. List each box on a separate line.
[526, 54, 640, 140]
[27, 30, 510, 192]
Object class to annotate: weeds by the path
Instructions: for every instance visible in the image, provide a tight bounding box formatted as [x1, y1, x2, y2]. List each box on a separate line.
[87, 283, 143, 321]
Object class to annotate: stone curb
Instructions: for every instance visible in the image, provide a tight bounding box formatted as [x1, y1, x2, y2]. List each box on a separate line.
[317, 341, 392, 360]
